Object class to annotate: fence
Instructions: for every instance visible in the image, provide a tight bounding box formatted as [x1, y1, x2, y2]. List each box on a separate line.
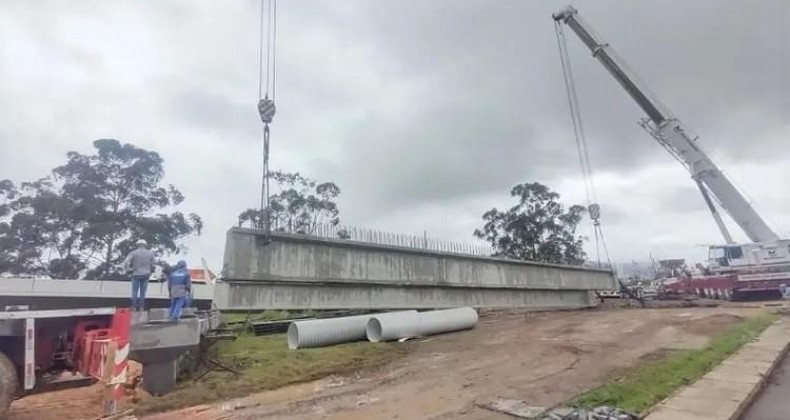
[261, 221, 611, 269]
[270, 221, 494, 256]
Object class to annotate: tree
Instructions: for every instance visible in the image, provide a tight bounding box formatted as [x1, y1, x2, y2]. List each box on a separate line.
[0, 139, 202, 279]
[474, 182, 586, 265]
[0, 180, 21, 275]
[238, 171, 341, 235]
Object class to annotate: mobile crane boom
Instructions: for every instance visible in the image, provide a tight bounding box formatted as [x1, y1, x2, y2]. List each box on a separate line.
[552, 6, 780, 244]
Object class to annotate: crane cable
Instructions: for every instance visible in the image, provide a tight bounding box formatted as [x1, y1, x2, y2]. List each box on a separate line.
[554, 21, 612, 269]
[257, 0, 278, 232]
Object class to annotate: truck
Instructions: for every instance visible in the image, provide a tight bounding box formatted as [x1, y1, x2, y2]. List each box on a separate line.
[553, 6, 789, 300]
[0, 286, 219, 418]
[0, 307, 131, 417]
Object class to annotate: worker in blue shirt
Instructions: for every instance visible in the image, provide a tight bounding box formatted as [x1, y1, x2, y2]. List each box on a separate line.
[167, 260, 192, 320]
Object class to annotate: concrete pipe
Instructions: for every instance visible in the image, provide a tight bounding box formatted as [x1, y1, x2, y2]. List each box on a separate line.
[287, 311, 415, 350]
[366, 311, 420, 343]
[417, 307, 478, 337]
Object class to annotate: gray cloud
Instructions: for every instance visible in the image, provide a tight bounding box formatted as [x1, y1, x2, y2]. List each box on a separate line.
[663, 187, 710, 215]
[1, 0, 789, 268]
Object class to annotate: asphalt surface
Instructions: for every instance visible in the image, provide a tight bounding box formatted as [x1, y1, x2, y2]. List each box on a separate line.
[740, 352, 790, 420]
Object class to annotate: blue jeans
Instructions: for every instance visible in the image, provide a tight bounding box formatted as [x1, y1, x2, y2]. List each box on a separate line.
[131, 275, 149, 311]
[168, 296, 187, 320]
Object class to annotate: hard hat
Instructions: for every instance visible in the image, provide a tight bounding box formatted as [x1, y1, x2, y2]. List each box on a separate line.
[136, 239, 147, 246]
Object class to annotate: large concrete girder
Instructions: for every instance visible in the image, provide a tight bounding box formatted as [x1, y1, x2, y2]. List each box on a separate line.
[216, 228, 615, 310]
[0, 278, 214, 310]
[215, 281, 594, 310]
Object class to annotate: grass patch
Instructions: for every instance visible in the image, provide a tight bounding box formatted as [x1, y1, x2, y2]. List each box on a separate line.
[221, 310, 299, 324]
[133, 333, 404, 415]
[571, 313, 778, 413]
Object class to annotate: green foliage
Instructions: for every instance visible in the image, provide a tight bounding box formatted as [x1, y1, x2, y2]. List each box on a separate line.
[572, 313, 778, 413]
[0, 139, 202, 279]
[238, 171, 341, 234]
[474, 182, 586, 264]
[221, 310, 297, 325]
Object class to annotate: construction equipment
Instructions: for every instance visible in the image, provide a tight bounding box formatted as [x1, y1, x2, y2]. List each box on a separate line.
[0, 307, 131, 417]
[0, 305, 220, 417]
[553, 6, 789, 299]
[256, 0, 278, 233]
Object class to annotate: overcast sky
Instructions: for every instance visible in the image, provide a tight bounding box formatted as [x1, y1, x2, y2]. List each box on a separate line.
[1, 0, 788, 270]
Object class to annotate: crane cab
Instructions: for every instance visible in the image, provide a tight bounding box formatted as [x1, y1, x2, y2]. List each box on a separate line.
[708, 240, 790, 273]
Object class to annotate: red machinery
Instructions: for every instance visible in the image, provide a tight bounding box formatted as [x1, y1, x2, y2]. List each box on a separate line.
[660, 272, 788, 301]
[0, 307, 131, 417]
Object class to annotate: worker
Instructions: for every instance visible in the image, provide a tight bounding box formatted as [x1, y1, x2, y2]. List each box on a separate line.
[124, 239, 155, 311]
[167, 260, 192, 321]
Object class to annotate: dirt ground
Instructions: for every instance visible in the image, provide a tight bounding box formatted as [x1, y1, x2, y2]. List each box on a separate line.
[133, 305, 766, 420]
[8, 362, 144, 420]
[6, 304, 771, 420]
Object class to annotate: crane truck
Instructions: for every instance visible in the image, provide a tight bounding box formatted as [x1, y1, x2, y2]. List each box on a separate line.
[553, 6, 790, 300]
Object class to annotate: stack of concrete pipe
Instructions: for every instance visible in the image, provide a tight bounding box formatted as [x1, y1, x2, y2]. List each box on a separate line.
[287, 308, 478, 350]
[367, 307, 478, 342]
[287, 311, 417, 349]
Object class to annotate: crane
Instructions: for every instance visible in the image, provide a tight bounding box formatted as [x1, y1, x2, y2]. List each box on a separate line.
[552, 6, 779, 245]
[552, 6, 789, 274]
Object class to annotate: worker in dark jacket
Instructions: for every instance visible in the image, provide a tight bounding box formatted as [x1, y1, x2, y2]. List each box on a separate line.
[167, 260, 192, 320]
[123, 239, 155, 311]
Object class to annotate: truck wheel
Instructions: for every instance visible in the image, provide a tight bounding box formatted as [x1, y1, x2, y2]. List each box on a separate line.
[0, 351, 18, 417]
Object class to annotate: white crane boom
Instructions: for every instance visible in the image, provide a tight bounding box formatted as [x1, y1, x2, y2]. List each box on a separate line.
[552, 6, 780, 244]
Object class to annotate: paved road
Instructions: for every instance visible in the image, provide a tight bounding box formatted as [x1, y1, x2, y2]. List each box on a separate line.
[740, 352, 790, 420]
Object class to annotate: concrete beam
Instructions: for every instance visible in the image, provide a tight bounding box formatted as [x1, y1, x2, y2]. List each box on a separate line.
[216, 228, 614, 310]
[130, 318, 201, 364]
[215, 281, 594, 310]
[0, 278, 214, 310]
[129, 309, 220, 395]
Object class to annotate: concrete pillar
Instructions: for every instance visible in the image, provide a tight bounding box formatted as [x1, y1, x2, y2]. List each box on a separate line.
[142, 360, 177, 396]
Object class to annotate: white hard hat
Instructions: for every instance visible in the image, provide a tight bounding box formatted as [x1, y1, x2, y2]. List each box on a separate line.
[136, 239, 147, 246]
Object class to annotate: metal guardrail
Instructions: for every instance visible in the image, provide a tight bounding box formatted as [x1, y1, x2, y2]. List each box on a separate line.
[268, 221, 493, 256]
[261, 222, 611, 269]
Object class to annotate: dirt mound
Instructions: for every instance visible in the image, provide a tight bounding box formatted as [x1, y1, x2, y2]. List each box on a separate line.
[638, 348, 676, 362]
[8, 385, 104, 420]
[553, 344, 592, 355]
[680, 314, 745, 336]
